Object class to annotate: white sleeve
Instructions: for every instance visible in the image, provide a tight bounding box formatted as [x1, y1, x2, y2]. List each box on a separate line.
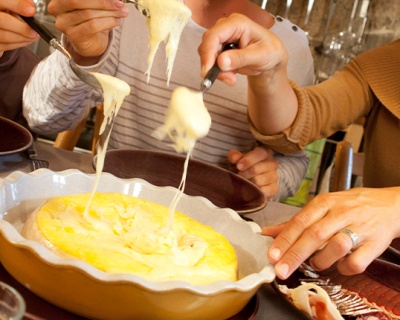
[273, 151, 310, 201]
[23, 32, 116, 134]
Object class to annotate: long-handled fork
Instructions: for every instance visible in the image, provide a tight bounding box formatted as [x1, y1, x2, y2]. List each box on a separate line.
[20, 15, 102, 90]
[19, 1, 149, 89]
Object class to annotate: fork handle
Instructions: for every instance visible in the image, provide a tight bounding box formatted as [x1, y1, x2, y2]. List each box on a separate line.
[201, 43, 238, 92]
[20, 15, 56, 45]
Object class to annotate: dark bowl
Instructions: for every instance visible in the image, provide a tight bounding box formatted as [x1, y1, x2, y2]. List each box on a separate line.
[94, 149, 268, 214]
[0, 117, 33, 155]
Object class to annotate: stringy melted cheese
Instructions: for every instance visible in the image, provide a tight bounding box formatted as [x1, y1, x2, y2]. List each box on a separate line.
[139, 0, 191, 84]
[153, 86, 211, 153]
[23, 193, 238, 285]
[86, 72, 130, 221]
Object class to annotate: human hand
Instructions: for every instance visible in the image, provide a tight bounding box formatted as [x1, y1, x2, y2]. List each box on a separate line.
[198, 13, 298, 136]
[262, 187, 400, 280]
[198, 13, 288, 87]
[0, 0, 39, 52]
[47, 0, 129, 64]
[227, 146, 279, 199]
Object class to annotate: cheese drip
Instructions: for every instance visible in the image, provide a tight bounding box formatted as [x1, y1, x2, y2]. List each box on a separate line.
[153, 86, 211, 153]
[153, 86, 211, 226]
[139, 0, 191, 84]
[26, 193, 238, 285]
[85, 72, 131, 225]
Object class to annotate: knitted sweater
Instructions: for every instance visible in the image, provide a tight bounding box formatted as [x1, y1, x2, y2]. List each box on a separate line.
[251, 40, 400, 188]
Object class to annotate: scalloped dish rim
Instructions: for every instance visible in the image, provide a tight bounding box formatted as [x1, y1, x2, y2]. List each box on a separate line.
[0, 169, 276, 295]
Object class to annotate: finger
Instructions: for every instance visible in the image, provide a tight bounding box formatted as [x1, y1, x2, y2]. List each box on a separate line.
[0, 0, 36, 16]
[308, 231, 354, 271]
[199, 13, 263, 75]
[236, 147, 274, 171]
[0, 15, 39, 44]
[336, 239, 391, 275]
[259, 181, 279, 200]
[262, 223, 287, 238]
[227, 149, 243, 166]
[48, 0, 125, 16]
[57, 10, 125, 35]
[267, 197, 335, 278]
[0, 40, 36, 52]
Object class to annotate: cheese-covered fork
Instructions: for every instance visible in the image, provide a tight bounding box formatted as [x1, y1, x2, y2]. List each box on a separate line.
[121, 0, 150, 17]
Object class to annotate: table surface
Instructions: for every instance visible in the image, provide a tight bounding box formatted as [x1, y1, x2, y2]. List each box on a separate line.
[0, 141, 306, 320]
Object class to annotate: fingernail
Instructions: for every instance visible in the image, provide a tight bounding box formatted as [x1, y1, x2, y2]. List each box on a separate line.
[121, 6, 130, 14]
[236, 162, 244, 171]
[22, 6, 36, 15]
[114, 0, 124, 8]
[220, 55, 231, 70]
[276, 263, 289, 278]
[270, 247, 281, 260]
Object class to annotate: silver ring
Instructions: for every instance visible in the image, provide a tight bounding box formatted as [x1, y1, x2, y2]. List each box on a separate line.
[339, 229, 359, 249]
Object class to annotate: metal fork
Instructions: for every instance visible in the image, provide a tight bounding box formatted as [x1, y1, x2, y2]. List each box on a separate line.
[20, 15, 103, 89]
[25, 144, 49, 171]
[121, 0, 150, 17]
[21, 1, 149, 89]
[299, 263, 381, 317]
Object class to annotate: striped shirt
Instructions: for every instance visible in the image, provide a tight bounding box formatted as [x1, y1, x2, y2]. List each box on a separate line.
[23, 11, 314, 201]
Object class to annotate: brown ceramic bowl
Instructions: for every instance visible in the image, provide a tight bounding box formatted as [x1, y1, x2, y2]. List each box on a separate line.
[0, 169, 275, 320]
[94, 149, 268, 214]
[0, 117, 33, 155]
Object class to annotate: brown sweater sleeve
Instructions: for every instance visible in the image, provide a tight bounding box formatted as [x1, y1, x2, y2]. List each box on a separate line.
[250, 51, 376, 154]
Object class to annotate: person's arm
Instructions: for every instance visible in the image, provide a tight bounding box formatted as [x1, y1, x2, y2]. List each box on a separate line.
[46, 0, 129, 65]
[23, 0, 129, 134]
[199, 13, 298, 135]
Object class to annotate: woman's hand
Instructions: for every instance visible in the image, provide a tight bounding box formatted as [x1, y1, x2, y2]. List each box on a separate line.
[0, 0, 39, 52]
[262, 187, 400, 279]
[198, 13, 298, 135]
[48, 0, 129, 64]
[199, 13, 287, 87]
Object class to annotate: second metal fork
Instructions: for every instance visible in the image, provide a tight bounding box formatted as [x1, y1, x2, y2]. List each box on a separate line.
[25, 144, 49, 171]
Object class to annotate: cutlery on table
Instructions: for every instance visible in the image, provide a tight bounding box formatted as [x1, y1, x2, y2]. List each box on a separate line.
[25, 144, 49, 171]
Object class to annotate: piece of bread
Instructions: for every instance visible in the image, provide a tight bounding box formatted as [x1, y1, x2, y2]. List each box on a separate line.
[22, 192, 238, 285]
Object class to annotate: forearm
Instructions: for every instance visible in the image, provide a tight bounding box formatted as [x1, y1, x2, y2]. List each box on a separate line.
[23, 51, 99, 134]
[247, 65, 299, 135]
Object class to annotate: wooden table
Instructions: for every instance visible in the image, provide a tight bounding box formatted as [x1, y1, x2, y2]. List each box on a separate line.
[0, 141, 305, 320]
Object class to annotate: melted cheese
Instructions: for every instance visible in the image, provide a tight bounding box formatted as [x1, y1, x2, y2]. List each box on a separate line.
[23, 193, 238, 285]
[86, 72, 130, 223]
[139, 0, 191, 84]
[153, 86, 211, 153]
[153, 86, 211, 227]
